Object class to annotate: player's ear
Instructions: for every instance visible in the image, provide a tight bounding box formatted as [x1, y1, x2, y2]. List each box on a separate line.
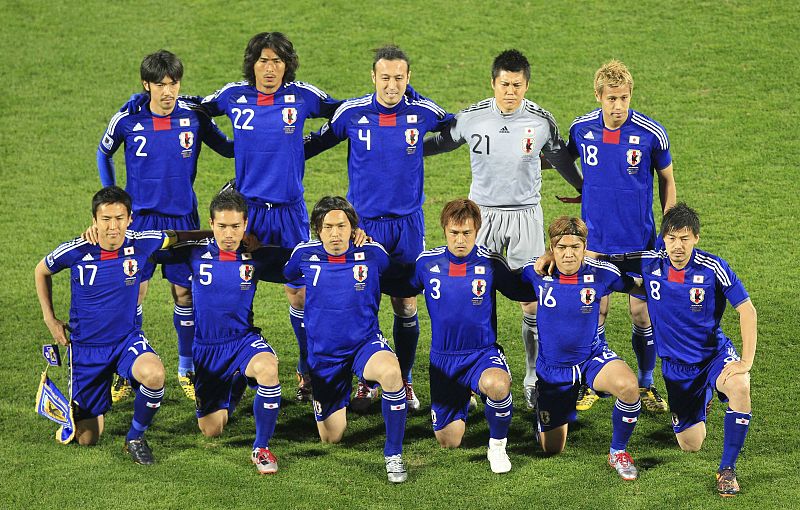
[142, 81, 150, 93]
[243, 217, 248, 231]
[407, 69, 411, 83]
[594, 88, 602, 103]
[371, 70, 377, 85]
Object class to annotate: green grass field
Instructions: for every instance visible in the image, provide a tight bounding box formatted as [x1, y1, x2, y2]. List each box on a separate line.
[1, 1, 798, 508]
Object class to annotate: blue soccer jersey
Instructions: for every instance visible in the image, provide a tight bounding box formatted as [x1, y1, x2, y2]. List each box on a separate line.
[284, 241, 390, 363]
[617, 249, 750, 364]
[98, 100, 234, 216]
[411, 245, 534, 353]
[306, 93, 453, 218]
[43, 231, 168, 344]
[174, 240, 289, 343]
[202, 81, 340, 204]
[568, 108, 672, 253]
[521, 257, 634, 366]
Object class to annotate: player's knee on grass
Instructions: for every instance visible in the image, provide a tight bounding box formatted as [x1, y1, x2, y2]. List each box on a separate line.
[246, 352, 279, 386]
[318, 409, 346, 443]
[676, 423, 706, 452]
[435, 421, 465, 448]
[721, 373, 751, 411]
[479, 368, 511, 401]
[390, 296, 417, 317]
[540, 427, 567, 455]
[198, 411, 227, 437]
[284, 285, 305, 309]
[171, 283, 192, 307]
[76, 416, 104, 446]
[132, 353, 165, 388]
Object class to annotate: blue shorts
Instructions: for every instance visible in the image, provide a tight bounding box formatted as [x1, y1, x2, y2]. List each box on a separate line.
[247, 200, 310, 250]
[429, 344, 510, 431]
[132, 211, 198, 287]
[71, 331, 158, 420]
[662, 342, 740, 433]
[361, 210, 425, 292]
[193, 331, 276, 417]
[309, 333, 394, 421]
[535, 342, 620, 431]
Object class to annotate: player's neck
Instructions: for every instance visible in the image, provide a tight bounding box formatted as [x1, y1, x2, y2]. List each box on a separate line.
[149, 100, 175, 117]
[257, 84, 280, 95]
[669, 252, 693, 270]
[602, 111, 627, 130]
[99, 238, 123, 252]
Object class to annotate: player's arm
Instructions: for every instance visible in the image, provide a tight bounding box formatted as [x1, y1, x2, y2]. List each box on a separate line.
[161, 230, 215, 249]
[718, 300, 757, 382]
[494, 258, 537, 302]
[199, 114, 235, 158]
[657, 163, 676, 214]
[96, 149, 116, 186]
[34, 260, 69, 346]
[97, 114, 125, 186]
[304, 121, 344, 160]
[422, 118, 464, 156]
[283, 249, 303, 282]
[543, 118, 583, 199]
[252, 245, 292, 284]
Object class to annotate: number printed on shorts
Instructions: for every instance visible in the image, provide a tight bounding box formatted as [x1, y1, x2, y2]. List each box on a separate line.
[127, 336, 151, 356]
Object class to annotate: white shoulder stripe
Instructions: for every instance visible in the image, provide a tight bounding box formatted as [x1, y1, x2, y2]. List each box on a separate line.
[695, 253, 732, 286]
[570, 110, 601, 130]
[631, 112, 669, 150]
[416, 247, 447, 261]
[330, 95, 372, 123]
[126, 230, 164, 240]
[476, 247, 512, 270]
[289, 240, 322, 257]
[459, 98, 493, 114]
[203, 81, 248, 103]
[293, 81, 328, 99]
[105, 110, 128, 136]
[363, 241, 389, 256]
[51, 238, 88, 260]
[584, 257, 622, 276]
[411, 98, 447, 118]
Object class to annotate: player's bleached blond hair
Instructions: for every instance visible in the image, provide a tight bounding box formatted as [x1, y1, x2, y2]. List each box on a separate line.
[548, 216, 588, 247]
[594, 59, 634, 95]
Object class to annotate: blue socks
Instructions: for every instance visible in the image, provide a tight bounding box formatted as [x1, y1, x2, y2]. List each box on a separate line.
[126, 384, 164, 441]
[253, 384, 281, 449]
[393, 313, 419, 384]
[174, 305, 195, 376]
[484, 394, 513, 440]
[382, 387, 407, 456]
[135, 304, 144, 329]
[631, 324, 656, 387]
[289, 307, 309, 376]
[720, 408, 751, 469]
[610, 398, 641, 452]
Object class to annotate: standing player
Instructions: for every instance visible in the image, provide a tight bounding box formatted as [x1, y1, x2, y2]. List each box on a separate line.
[201, 32, 341, 402]
[410, 199, 535, 473]
[170, 190, 290, 474]
[284, 196, 409, 483]
[97, 50, 234, 401]
[33, 187, 202, 464]
[567, 60, 676, 412]
[612, 204, 757, 496]
[305, 46, 453, 410]
[424, 49, 583, 409]
[523, 217, 644, 480]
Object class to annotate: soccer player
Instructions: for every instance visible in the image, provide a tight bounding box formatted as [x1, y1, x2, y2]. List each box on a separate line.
[201, 32, 341, 402]
[97, 50, 234, 401]
[522, 216, 644, 480]
[168, 190, 290, 474]
[305, 45, 454, 410]
[284, 196, 409, 483]
[34, 186, 202, 464]
[410, 199, 535, 473]
[611, 203, 757, 496]
[424, 49, 583, 409]
[567, 59, 676, 412]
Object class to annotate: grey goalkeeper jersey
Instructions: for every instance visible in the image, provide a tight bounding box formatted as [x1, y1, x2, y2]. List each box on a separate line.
[424, 98, 582, 209]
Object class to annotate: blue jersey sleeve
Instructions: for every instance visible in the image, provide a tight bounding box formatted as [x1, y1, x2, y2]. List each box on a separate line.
[199, 114, 234, 158]
[650, 120, 672, 170]
[129, 231, 168, 258]
[284, 248, 303, 282]
[493, 257, 537, 302]
[304, 120, 344, 159]
[201, 85, 231, 118]
[717, 257, 750, 308]
[44, 239, 83, 274]
[296, 82, 341, 119]
[253, 246, 291, 284]
[96, 148, 116, 186]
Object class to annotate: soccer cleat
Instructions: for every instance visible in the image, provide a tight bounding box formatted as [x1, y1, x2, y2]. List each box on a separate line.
[404, 380, 420, 412]
[178, 372, 196, 401]
[524, 385, 537, 411]
[608, 451, 638, 481]
[295, 372, 312, 402]
[384, 454, 408, 483]
[251, 447, 278, 474]
[350, 380, 378, 412]
[716, 467, 740, 497]
[576, 384, 599, 411]
[639, 385, 669, 413]
[111, 375, 132, 403]
[124, 438, 155, 465]
[468, 393, 478, 412]
[487, 438, 512, 473]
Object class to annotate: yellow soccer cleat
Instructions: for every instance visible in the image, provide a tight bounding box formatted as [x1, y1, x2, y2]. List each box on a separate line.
[111, 374, 132, 403]
[716, 467, 740, 497]
[576, 384, 599, 411]
[639, 385, 669, 413]
[178, 372, 196, 401]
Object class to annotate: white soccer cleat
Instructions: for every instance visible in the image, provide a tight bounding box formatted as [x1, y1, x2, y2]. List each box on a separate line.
[404, 380, 420, 412]
[524, 385, 537, 411]
[487, 438, 512, 473]
[608, 451, 638, 481]
[385, 454, 408, 483]
[351, 381, 378, 412]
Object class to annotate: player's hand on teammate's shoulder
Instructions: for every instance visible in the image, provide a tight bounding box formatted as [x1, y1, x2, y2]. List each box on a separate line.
[121, 93, 149, 115]
[353, 228, 372, 247]
[534, 251, 555, 275]
[81, 225, 100, 245]
[44, 317, 70, 346]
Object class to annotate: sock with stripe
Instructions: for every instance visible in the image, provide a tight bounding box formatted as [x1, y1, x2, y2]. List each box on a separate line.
[382, 387, 407, 456]
[174, 305, 195, 376]
[610, 398, 641, 452]
[126, 384, 164, 441]
[289, 307, 309, 376]
[253, 384, 281, 449]
[484, 393, 513, 440]
[522, 313, 538, 388]
[720, 408, 751, 469]
[631, 324, 655, 387]
[393, 313, 419, 384]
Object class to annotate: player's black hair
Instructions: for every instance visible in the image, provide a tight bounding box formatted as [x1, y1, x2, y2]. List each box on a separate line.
[310, 196, 359, 238]
[373, 45, 410, 71]
[140, 50, 184, 84]
[92, 186, 132, 217]
[243, 32, 299, 86]
[492, 49, 531, 83]
[440, 198, 482, 232]
[661, 202, 701, 237]
[210, 189, 248, 220]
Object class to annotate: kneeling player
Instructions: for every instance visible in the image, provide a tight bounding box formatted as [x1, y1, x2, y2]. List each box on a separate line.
[284, 196, 408, 483]
[34, 187, 179, 464]
[523, 217, 644, 480]
[409, 199, 534, 473]
[611, 203, 757, 497]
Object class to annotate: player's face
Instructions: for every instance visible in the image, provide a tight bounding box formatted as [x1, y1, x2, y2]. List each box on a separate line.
[552, 235, 586, 275]
[372, 59, 410, 108]
[663, 227, 699, 269]
[93, 202, 132, 251]
[253, 47, 286, 94]
[595, 84, 632, 129]
[492, 70, 529, 113]
[319, 210, 352, 256]
[210, 209, 248, 252]
[143, 75, 180, 116]
[445, 219, 477, 258]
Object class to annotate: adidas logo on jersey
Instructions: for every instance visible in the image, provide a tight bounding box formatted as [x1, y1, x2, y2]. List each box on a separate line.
[82, 253, 94, 261]
[499, 126, 510, 134]
[309, 255, 320, 261]
[132, 123, 144, 132]
[236, 95, 248, 104]
[652, 268, 662, 276]
[584, 131, 595, 140]
[430, 265, 440, 273]
[201, 252, 212, 259]
[358, 116, 369, 124]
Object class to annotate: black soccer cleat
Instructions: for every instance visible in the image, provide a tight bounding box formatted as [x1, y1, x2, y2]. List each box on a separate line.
[124, 438, 155, 465]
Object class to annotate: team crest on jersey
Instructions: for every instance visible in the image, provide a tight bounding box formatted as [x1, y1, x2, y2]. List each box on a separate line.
[522, 137, 535, 154]
[626, 149, 642, 167]
[123, 258, 138, 277]
[580, 287, 596, 305]
[240, 264, 254, 282]
[102, 134, 114, 150]
[282, 107, 297, 125]
[539, 410, 550, 425]
[689, 287, 705, 304]
[405, 128, 419, 146]
[179, 131, 194, 150]
[472, 279, 486, 297]
[353, 264, 368, 282]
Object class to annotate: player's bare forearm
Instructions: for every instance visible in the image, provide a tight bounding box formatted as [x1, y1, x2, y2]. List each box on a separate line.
[34, 261, 68, 345]
[735, 299, 758, 369]
[657, 164, 676, 213]
[163, 230, 214, 248]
